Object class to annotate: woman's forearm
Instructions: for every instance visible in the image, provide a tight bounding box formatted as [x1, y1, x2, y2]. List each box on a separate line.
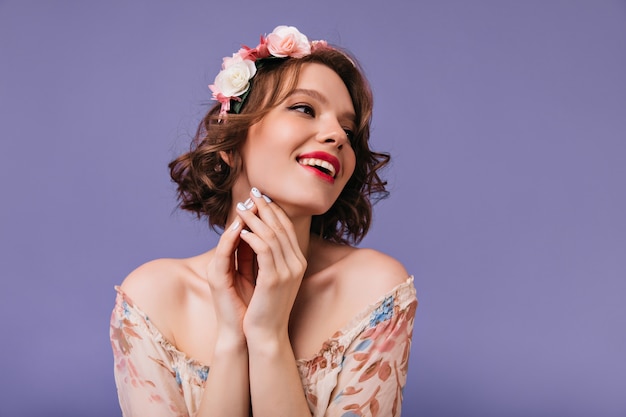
[247, 334, 311, 417]
[195, 334, 250, 417]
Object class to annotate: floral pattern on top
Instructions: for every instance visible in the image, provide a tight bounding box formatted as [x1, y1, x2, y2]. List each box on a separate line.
[110, 276, 417, 417]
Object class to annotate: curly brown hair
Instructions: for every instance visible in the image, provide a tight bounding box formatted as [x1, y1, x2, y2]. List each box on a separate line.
[169, 47, 390, 244]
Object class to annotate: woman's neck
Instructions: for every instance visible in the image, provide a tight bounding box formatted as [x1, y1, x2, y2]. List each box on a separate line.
[290, 214, 313, 261]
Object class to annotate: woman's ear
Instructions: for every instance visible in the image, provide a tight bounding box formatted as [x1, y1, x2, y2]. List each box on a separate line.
[219, 150, 233, 167]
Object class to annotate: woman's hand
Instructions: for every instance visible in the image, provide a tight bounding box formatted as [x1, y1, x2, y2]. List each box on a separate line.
[235, 188, 313, 416]
[235, 187, 308, 343]
[205, 212, 257, 345]
[200, 214, 255, 417]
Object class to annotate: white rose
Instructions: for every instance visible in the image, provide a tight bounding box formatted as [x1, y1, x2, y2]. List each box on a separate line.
[213, 55, 257, 98]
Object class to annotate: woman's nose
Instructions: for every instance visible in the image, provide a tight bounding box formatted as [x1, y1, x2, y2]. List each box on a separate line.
[317, 119, 348, 149]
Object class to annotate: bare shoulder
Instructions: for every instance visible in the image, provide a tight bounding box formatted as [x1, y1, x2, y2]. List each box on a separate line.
[312, 240, 410, 309]
[341, 247, 409, 296]
[119, 255, 208, 340]
[121, 258, 188, 295]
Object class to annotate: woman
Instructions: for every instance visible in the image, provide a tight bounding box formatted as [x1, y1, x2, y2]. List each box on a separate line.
[110, 25, 417, 417]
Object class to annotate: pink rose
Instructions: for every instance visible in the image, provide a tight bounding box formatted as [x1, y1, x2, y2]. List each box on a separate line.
[265, 25, 311, 58]
[310, 40, 329, 52]
[253, 35, 270, 60]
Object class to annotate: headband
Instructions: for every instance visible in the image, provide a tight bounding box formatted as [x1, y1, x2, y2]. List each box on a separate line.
[209, 25, 329, 115]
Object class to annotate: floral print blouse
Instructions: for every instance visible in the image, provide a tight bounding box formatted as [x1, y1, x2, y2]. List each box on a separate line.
[110, 276, 417, 417]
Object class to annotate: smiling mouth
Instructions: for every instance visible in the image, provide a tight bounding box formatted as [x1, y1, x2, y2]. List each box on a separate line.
[297, 157, 336, 178]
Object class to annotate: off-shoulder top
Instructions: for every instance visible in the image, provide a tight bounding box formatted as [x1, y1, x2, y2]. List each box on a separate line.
[110, 276, 417, 417]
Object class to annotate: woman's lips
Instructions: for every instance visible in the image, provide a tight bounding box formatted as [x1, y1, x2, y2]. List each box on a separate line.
[296, 151, 341, 179]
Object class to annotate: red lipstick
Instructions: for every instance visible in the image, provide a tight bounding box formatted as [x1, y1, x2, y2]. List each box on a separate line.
[297, 151, 341, 177]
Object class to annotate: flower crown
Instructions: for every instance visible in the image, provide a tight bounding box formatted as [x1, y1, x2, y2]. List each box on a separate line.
[209, 25, 328, 116]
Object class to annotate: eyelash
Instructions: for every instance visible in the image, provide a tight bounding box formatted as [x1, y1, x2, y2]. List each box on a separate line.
[289, 103, 355, 143]
[343, 128, 355, 142]
[290, 104, 315, 116]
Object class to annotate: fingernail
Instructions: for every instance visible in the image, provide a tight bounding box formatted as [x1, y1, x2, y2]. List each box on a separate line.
[263, 194, 272, 203]
[230, 220, 240, 231]
[244, 198, 254, 209]
[251, 187, 262, 198]
[240, 229, 249, 235]
[237, 202, 247, 211]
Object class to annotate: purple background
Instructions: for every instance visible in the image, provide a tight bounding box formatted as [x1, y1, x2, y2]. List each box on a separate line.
[1, 1, 625, 416]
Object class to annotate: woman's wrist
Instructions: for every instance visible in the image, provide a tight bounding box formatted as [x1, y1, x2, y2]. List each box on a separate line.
[214, 329, 248, 355]
[245, 330, 290, 357]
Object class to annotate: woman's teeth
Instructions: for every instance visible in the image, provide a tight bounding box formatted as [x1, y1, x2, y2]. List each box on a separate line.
[298, 158, 336, 177]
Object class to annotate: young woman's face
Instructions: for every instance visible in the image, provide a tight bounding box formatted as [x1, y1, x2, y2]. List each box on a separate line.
[236, 63, 357, 217]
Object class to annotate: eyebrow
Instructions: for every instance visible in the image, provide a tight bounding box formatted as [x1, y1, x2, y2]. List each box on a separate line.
[289, 88, 356, 124]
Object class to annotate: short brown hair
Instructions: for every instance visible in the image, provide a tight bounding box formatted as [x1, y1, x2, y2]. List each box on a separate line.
[169, 47, 390, 244]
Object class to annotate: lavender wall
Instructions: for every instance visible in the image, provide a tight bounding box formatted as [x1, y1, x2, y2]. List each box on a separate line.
[1, 1, 625, 416]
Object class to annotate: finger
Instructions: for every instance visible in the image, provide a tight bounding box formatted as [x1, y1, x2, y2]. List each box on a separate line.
[236, 212, 287, 275]
[249, 189, 305, 269]
[262, 200, 303, 261]
[236, 195, 289, 275]
[210, 217, 244, 278]
[237, 194, 304, 280]
[238, 228, 284, 279]
[248, 188, 294, 255]
[262, 203, 308, 281]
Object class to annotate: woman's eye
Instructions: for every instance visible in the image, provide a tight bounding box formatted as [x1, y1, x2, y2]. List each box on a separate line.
[290, 104, 315, 116]
[343, 129, 355, 142]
